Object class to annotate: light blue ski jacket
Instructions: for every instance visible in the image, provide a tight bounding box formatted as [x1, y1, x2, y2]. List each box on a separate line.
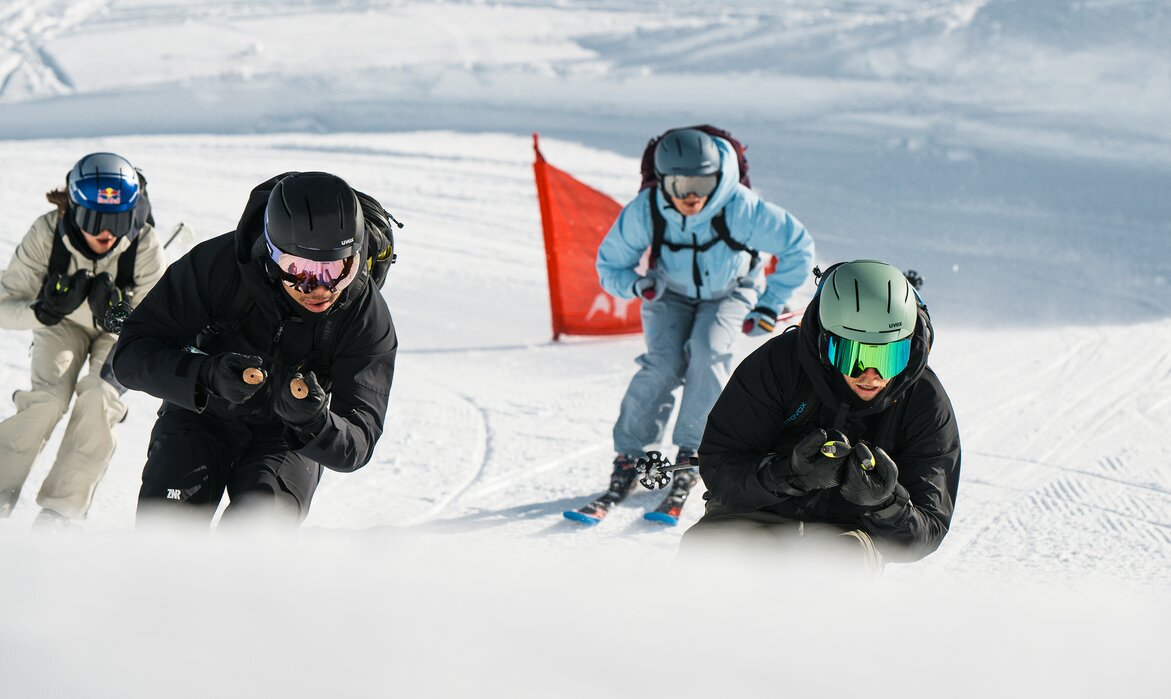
[596, 137, 814, 314]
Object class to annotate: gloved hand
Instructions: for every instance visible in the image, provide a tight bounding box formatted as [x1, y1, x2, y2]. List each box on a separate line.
[788, 428, 851, 491]
[760, 428, 850, 495]
[840, 443, 899, 507]
[274, 370, 330, 437]
[742, 306, 779, 336]
[87, 272, 134, 334]
[33, 269, 93, 326]
[200, 353, 267, 405]
[632, 273, 666, 302]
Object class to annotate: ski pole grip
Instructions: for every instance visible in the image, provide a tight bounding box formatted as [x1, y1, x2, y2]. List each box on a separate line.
[290, 373, 309, 400]
[242, 367, 266, 385]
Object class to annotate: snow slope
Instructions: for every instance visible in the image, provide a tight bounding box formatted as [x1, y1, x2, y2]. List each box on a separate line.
[1, 2, 1169, 696]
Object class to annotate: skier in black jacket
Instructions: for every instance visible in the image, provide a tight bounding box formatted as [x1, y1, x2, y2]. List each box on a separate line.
[680, 259, 960, 568]
[112, 172, 397, 527]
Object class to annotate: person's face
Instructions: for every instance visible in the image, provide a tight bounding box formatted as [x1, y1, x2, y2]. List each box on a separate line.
[842, 367, 890, 401]
[81, 228, 118, 255]
[281, 282, 342, 313]
[669, 193, 708, 217]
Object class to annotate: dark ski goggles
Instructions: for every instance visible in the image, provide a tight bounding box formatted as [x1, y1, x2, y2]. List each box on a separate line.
[266, 232, 359, 294]
[825, 333, 911, 380]
[72, 204, 137, 239]
[662, 174, 718, 199]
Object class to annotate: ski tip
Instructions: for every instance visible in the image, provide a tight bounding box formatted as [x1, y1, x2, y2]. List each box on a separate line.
[563, 510, 602, 526]
[643, 512, 679, 526]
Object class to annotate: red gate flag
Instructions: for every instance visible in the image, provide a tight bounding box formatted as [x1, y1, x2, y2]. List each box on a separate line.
[533, 133, 641, 340]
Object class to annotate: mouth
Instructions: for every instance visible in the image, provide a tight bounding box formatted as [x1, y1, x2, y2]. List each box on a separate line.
[301, 297, 333, 312]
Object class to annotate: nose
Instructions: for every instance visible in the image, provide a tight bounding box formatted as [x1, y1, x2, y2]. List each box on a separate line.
[857, 367, 883, 381]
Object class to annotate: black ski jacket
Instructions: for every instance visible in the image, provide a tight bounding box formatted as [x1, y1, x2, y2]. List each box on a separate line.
[699, 294, 960, 561]
[112, 175, 397, 474]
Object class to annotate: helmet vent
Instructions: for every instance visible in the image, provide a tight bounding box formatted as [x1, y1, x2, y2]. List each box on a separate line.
[887, 280, 892, 313]
[336, 193, 346, 230]
[305, 196, 316, 230]
[854, 279, 861, 312]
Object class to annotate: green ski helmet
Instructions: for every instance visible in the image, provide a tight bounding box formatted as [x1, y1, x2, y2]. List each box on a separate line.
[818, 260, 918, 380]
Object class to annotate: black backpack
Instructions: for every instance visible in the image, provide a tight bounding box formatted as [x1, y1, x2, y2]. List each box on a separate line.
[202, 190, 400, 356]
[638, 125, 761, 278]
[638, 124, 751, 192]
[48, 173, 154, 297]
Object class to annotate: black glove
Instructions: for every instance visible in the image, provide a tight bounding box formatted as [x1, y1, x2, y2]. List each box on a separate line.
[200, 353, 267, 405]
[87, 272, 134, 334]
[840, 443, 899, 507]
[760, 428, 851, 496]
[273, 370, 329, 437]
[33, 269, 93, 326]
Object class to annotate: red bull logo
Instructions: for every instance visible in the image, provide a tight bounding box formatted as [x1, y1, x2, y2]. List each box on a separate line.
[97, 187, 121, 205]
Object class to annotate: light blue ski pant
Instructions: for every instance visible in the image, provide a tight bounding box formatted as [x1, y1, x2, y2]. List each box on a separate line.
[612, 289, 750, 456]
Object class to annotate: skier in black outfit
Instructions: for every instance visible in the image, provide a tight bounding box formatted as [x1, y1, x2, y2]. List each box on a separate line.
[112, 172, 398, 527]
[680, 260, 960, 570]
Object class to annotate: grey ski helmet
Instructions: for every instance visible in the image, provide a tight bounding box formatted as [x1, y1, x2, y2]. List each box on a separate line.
[264, 172, 363, 261]
[653, 128, 720, 177]
[819, 260, 918, 344]
[66, 152, 142, 238]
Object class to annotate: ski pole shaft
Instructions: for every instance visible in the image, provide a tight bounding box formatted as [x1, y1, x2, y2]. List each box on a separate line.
[163, 222, 190, 250]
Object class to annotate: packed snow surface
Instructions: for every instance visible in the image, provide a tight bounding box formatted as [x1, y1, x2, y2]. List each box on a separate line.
[1, 1, 1168, 697]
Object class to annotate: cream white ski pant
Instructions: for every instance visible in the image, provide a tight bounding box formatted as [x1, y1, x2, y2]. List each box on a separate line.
[0, 321, 126, 519]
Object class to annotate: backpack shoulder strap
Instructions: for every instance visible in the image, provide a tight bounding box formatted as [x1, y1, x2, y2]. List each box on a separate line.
[114, 235, 142, 291]
[48, 219, 72, 278]
[203, 268, 254, 337]
[710, 209, 759, 267]
[648, 189, 667, 270]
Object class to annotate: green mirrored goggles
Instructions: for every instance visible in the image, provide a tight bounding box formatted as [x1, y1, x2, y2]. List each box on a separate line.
[825, 334, 911, 380]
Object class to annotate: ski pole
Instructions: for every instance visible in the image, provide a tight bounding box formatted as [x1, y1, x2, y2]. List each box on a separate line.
[635, 451, 699, 490]
[242, 367, 307, 399]
[163, 221, 194, 250]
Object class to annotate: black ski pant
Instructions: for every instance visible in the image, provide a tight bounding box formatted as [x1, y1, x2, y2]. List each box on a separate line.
[679, 499, 884, 577]
[137, 408, 323, 528]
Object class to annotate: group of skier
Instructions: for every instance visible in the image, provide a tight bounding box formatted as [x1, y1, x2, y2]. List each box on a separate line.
[576, 126, 961, 571]
[0, 156, 397, 529]
[0, 127, 960, 571]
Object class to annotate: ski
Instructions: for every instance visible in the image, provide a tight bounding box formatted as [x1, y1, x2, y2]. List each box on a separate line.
[643, 468, 698, 526]
[563, 453, 641, 525]
[563, 492, 626, 526]
[564, 451, 700, 526]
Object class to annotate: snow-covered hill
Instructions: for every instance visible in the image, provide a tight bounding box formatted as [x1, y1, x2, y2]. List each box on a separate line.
[1, 2, 1168, 697]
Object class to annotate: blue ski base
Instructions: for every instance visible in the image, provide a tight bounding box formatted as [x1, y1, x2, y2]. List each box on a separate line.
[643, 511, 679, 526]
[563, 510, 603, 526]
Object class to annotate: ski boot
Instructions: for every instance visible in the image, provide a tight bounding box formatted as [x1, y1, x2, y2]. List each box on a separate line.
[32, 507, 79, 533]
[644, 448, 699, 526]
[0, 488, 18, 519]
[564, 453, 640, 525]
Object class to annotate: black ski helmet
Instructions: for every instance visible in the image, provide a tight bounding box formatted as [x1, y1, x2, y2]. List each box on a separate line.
[264, 172, 363, 261]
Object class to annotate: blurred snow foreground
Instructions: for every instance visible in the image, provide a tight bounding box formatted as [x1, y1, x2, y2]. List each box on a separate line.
[2, 529, 1166, 699]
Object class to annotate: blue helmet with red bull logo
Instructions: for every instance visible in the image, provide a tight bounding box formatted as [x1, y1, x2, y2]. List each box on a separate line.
[66, 152, 143, 239]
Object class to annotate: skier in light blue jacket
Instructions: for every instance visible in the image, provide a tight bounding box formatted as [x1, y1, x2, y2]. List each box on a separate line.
[570, 128, 814, 525]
